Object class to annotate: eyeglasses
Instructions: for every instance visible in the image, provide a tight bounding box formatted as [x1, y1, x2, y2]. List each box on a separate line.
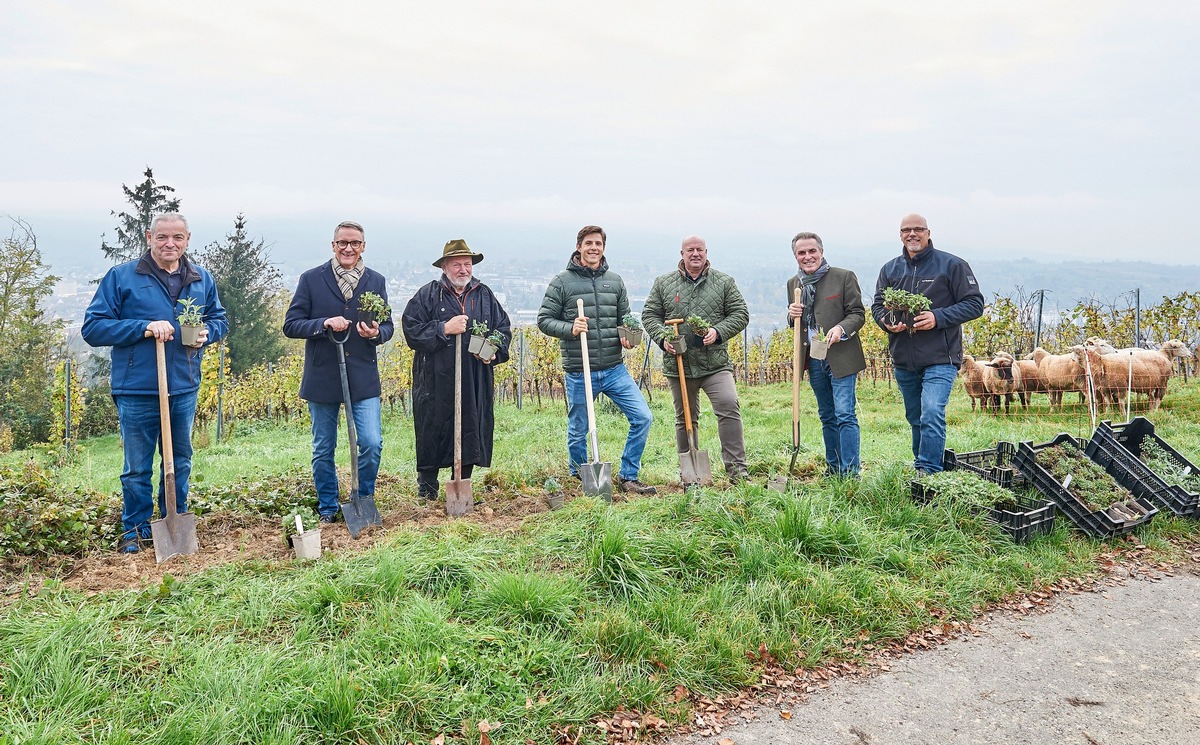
[899, 227, 928, 234]
[334, 240, 364, 249]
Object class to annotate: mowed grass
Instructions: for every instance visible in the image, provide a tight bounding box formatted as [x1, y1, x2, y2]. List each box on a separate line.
[3, 378, 1200, 744]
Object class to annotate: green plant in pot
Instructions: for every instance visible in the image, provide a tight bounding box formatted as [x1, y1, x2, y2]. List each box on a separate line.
[282, 507, 322, 559]
[469, 320, 501, 361]
[357, 291, 391, 326]
[176, 297, 206, 347]
[685, 315, 711, 347]
[619, 313, 644, 347]
[882, 288, 931, 334]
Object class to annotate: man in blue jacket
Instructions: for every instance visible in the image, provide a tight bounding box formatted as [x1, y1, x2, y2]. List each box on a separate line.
[284, 221, 394, 523]
[871, 214, 983, 474]
[83, 212, 228, 553]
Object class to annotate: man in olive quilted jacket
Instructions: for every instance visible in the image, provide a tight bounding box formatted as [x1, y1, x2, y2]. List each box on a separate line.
[642, 236, 750, 483]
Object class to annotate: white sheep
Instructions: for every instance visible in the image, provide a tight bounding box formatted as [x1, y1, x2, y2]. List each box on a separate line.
[981, 351, 1022, 415]
[958, 354, 990, 412]
[1073, 345, 1173, 411]
[1032, 347, 1088, 411]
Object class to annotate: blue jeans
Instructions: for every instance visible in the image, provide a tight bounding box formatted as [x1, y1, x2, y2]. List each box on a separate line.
[565, 365, 652, 481]
[115, 391, 198, 536]
[308, 398, 383, 517]
[808, 359, 860, 477]
[893, 364, 958, 473]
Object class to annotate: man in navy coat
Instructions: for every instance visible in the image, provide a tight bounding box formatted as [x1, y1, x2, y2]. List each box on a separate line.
[284, 221, 395, 522]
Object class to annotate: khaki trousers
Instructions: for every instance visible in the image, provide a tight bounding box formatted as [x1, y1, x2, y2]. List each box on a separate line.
[667, 369, 748, 478]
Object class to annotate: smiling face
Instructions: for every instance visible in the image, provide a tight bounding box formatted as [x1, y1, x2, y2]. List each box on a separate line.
[331, 226, 366, 269]
[442, 256, 474, 290]
[680, 236, 708, 276]
[793, 237, 823, 275]
[899, 214, 931, 256]
[146, 218, 190, 271]
[577, 231, 606, 270]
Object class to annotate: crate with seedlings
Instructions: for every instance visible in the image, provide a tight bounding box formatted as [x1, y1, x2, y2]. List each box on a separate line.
[911, 464, 1056, 544]
[942, 441, 1026, 488]
[1088, 418, 1200, 519]
[1012, 433, 1158, 538]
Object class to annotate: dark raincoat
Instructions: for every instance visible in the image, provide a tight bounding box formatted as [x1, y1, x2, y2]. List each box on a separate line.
[402, 276, 511, 470]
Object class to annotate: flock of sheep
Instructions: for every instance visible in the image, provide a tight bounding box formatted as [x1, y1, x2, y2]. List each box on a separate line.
[960, 338, 1195, 414]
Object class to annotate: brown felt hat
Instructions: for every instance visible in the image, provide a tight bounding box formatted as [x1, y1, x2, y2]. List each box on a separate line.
[434, 239, 484, 267]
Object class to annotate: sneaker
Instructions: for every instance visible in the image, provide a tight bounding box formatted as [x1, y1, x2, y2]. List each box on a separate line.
[118, 531, 141, 554]
[618, 478, 657, 495]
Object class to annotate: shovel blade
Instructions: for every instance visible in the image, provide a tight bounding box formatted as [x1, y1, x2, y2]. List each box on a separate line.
[679, 449, 713, 486]
[444, 478, 474, 517]
[340, 495, 382, 539]
[151, 511, 198, 563]
[580, 462, 613, 502]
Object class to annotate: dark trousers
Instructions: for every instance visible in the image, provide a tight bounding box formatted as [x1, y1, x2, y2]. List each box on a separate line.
[418, 465, 475, 498]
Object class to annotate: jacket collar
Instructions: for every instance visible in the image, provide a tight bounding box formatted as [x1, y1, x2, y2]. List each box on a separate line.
[677, 259, 710, 282]
[136, 250, 201, 285]
[902, 240, 937, 266]
[567, 251, 609, 277]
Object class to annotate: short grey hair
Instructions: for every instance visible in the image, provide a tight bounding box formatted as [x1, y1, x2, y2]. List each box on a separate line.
[333, 220, 365, 239]
[791, 231, 823, 250]
[149, 212, 189, 233]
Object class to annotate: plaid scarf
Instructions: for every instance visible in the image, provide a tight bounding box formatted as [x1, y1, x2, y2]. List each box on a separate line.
[331, 257, 364, 301]
[798, 259, 829, 333]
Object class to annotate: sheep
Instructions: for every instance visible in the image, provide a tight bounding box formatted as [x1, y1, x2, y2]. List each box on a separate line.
[1085, 337, 1117, 354]
[958, 354, 990, 412]
[1072, 345, 1173, 411]
[1032, 346, 1088, 411]
[1014, 358, 1046, 409]
[981, 351, 1022, 415]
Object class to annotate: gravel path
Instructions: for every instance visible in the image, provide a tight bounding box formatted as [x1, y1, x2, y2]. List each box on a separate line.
[667, 569, 1200, 745]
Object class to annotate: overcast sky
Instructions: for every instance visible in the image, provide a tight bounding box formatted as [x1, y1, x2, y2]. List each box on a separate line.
[3, 1, 1198, 266]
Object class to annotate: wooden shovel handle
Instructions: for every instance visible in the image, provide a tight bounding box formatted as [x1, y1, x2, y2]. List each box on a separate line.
[792, 287, 802, 448]
[664, 319, 695, 436]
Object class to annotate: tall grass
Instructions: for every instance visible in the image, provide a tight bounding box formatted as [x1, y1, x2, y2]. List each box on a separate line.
[2, 380, 1199, 743]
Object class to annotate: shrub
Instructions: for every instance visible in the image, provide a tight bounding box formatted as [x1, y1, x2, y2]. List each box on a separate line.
[0, 461, 121, 557]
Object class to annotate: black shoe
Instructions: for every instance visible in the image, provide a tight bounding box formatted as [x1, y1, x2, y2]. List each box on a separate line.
[319, 514, 337, 524]
[618, 478, 657, 495]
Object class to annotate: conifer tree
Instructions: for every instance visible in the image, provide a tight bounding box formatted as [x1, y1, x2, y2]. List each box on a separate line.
[100, 166, 181, 265]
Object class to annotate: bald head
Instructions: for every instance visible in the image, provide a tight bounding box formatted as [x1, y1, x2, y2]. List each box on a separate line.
[899, 213, 931, 256]
[681, 235, 708, 278]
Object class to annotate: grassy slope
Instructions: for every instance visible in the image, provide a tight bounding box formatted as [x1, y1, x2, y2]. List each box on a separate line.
[2, 380, 1199, 744]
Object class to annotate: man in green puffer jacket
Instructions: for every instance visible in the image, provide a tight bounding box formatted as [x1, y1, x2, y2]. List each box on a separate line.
[642, 236, 750, 483]
[537, 226, 656, 495]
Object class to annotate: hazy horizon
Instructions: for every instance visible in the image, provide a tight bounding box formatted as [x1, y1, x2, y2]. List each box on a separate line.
[4, 3, 1198, 266]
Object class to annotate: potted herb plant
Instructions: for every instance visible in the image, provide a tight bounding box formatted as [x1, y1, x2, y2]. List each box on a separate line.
[619, 313, 644, 347]
[176, 297, 205, 347]
[468, 320, 490, 355]
[358, 291, 391, 326]
[685, 315, 710, 348]
[882, 288, 932, 333]
[283, 508, 321, 560]
[479, 329, 504, 362]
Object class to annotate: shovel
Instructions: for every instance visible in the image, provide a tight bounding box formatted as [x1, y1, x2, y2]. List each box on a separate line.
[770, 288, 805, 492]
[328, 329, 382, 538]
[150, 337, 199, 563]
[444, 332, 474, 516]
[665, 318, 713, 486]
[576, 299, 613, 501]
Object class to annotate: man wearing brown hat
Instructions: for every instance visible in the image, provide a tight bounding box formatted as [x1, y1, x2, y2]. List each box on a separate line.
[402, 239, 512, 502]
[284, 220, 394, 523]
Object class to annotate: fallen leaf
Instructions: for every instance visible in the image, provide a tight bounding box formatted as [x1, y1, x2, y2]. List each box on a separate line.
[431, 736, 444, 745]
[719, 739, 735, 745]
[779, 710, 792, 720]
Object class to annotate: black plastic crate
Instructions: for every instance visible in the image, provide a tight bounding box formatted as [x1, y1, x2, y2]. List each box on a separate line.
[943, 442, 1026, 488]
[909, 473, 1057, 544]
[1012, 433, 1158, 538]
[1090, 419, 1200, 519]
